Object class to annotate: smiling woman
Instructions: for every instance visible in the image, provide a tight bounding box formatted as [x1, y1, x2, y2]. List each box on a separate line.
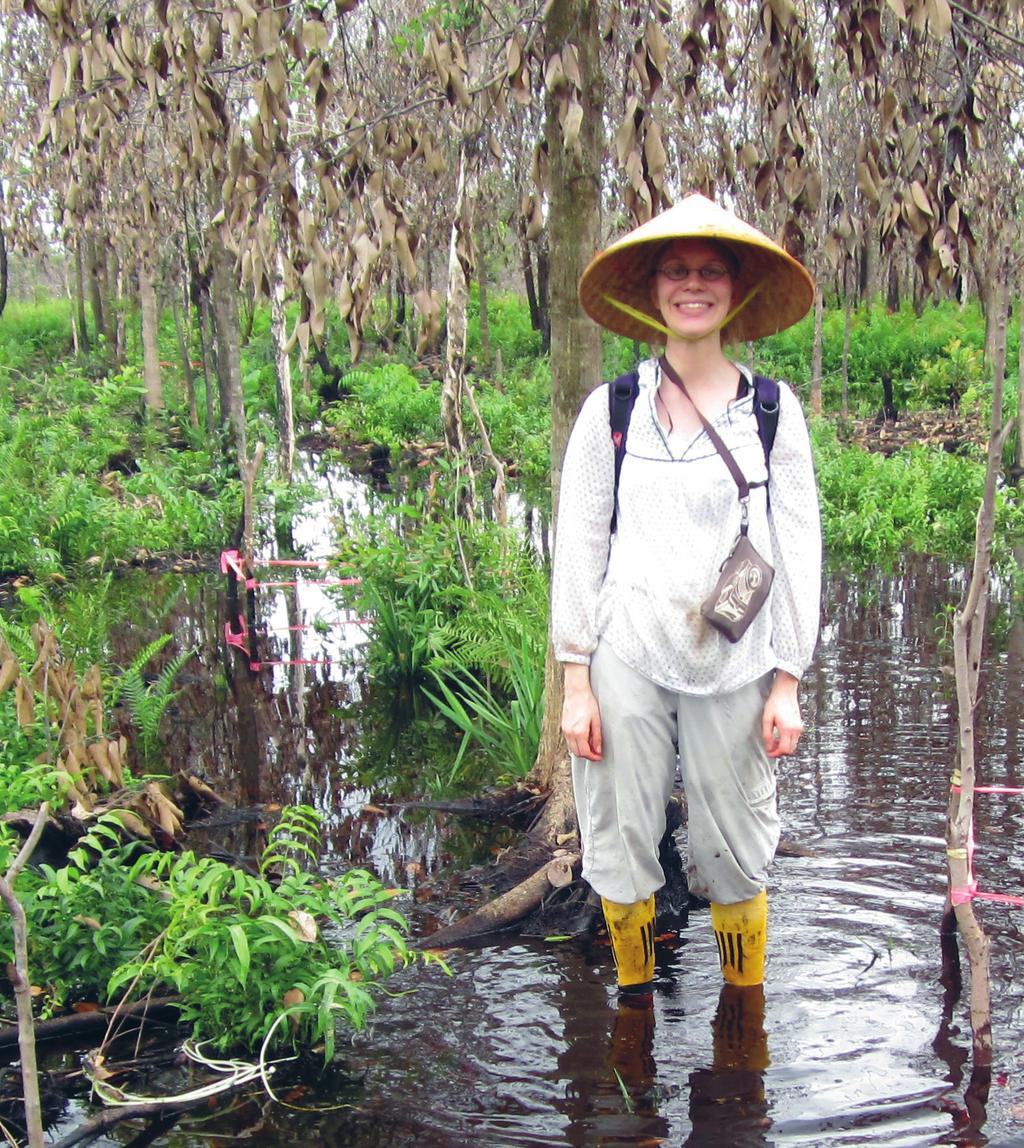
[555, 192, 822, 1005]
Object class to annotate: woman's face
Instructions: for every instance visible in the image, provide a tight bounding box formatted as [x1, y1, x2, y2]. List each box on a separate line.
[649, 238, 738, 344]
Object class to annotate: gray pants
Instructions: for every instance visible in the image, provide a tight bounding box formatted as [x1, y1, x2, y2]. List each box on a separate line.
[571, 641, 779, 906]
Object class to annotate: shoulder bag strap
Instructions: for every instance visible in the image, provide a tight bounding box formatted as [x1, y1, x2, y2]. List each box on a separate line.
[658, 356, 751, 516]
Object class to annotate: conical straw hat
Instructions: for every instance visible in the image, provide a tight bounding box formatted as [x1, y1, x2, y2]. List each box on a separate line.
[578, 193, 815, 345]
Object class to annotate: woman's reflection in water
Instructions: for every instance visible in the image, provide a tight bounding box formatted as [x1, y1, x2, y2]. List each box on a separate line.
[685, 984, 772, 1146]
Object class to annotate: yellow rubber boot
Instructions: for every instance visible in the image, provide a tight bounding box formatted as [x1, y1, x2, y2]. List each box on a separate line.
[601, 895, 656, 994]
[710, 889, 767, 986]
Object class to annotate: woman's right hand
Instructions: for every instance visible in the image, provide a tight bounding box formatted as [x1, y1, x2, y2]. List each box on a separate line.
[561, 663, 603, 761]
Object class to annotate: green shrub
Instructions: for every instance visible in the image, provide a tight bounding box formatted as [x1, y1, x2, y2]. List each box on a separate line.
[810, 419, 1023, 569]
[0, 808, 424, 1057]
[0, 300, 76, 373]
[323, 360, 441, 453]
[467, 287, 543, 367]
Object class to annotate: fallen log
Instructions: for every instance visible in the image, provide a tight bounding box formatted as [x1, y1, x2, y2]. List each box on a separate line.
[423, 852, 581, 947]
[0, 997, 182, 1050]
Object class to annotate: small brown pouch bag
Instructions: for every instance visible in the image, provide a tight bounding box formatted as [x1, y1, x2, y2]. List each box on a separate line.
[700, 528, 774, 642]
[659, 357, 774, 643]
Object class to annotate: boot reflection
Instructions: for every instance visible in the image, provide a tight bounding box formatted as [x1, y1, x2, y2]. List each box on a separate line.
[685, 984, 771, 1146]
[607, 993, 657, 1103]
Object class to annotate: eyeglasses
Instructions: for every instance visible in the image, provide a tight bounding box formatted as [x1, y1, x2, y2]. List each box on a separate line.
[654, 261, 732, 283]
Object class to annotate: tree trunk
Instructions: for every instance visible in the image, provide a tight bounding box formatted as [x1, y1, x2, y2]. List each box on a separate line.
[537, 239, 551, 354]
[112, 250, 126, 363]
[87, 234, 111, 349]
[271, 242, 296, 483]
[945, 248, 1012, 1086]
[0, 221, 7, 319]
[521, 221, 542, 333]
[197, 284, 218, 441]
[810, 283, 824, 415]
[533, 0, 605, 797]
[842, 263, 853, 414]
[0, 805, 51, 1148]
[464, 379, 507, 525]
[171, 293, 200, 429]
[139, 257, 163, 414]
[74, 243, 90, 353]
[209, 239, 248, 469]
[441, 142, 477, 518]
[1017, 286, 1024, 483]
[477, 217, 491, 368]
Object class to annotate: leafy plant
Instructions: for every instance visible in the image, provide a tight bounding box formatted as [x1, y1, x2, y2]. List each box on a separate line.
[108, 634, 195, 766]
[0, 808, 429, 1057]
[424, 621, 544, 787]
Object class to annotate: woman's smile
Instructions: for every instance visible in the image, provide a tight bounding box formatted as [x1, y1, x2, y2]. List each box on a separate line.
[651, 238, 736, 340]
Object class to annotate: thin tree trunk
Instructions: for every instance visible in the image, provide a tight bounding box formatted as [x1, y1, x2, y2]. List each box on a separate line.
[520, 221, 542, 333]
[88, 235, 110, 348]
[209, 239, 248, 468]
[0, 804, 51, 1148]
[74, 243, 90, 353]
[464, 379, 507, 525]
[64, 257, 80, 355]
[1016, 286, 1023, 483]
[441, 142, 476, 519]
[810, 284, 824, 415]
[533, 0, 604, 798]
[842, 262, 853, 416]
[139, 256, 163, 413]
[197, 285, 218, 441]
[0, 221, 7, 319]
[477, 218, 491, 368]
[172, 293, 199, 429]
[271, 243, 296, 483]
[113, 251, 126, 363]
[945, 258, 1012, 1086]
[537, 239, 551, 354]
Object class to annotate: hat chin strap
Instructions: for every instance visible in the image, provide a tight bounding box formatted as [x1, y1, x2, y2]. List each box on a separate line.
[602, 282, 763, 343]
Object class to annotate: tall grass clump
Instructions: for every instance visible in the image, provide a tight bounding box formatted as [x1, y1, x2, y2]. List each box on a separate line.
[335, 505, 548, 790]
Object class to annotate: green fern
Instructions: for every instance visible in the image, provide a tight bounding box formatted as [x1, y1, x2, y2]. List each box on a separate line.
[259, 805, 323, 878]
[109, 635, 195, 765]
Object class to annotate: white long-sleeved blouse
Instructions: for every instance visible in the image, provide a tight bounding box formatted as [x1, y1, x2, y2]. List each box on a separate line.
[551, 357, 822, 695]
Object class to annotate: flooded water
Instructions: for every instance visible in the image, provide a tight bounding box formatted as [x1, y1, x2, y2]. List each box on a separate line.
[32, 457, 1024, 1146]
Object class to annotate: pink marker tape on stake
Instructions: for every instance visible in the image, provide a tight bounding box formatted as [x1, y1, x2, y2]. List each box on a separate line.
[220, 550, 364, 670]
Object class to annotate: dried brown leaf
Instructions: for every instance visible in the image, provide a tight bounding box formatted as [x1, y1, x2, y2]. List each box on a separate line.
[289, 910, 318, 943]
[925, 0, 952, 37]
[561, 97, 583, 152]
[15, 679, 34, 729]
[910, 180, 933, 217]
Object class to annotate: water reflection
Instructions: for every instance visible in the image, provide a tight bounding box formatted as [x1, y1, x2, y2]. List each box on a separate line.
[38, 451, 1024, 1146]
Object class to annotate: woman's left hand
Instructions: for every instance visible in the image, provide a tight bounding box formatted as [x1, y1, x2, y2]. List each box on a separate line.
[761, 670, 803, 759]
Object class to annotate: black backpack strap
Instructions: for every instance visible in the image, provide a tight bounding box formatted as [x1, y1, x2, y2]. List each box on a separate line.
[608, 370, 639, 534]
[751, 373, 780, 469]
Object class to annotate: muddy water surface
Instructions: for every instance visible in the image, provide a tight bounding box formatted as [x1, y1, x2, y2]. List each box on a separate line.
[39, 462, 1024, 1146]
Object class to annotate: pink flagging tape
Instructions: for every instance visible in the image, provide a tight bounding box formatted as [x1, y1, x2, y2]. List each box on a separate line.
[951, 887, 1024, 908]
[224, 618, 250, 658]
[948, 818, 1024, 908]
[251, 578, 361, 589]
[221, 550, 366, 671]
[952, 784, 1024, 795]
[221, 549, 359, 590]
